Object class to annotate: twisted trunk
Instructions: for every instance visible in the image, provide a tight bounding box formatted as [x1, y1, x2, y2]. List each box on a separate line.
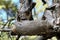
[13, 19, 54, 35]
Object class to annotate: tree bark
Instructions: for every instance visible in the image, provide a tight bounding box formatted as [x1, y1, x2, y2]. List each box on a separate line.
[13, 19, 55, 36]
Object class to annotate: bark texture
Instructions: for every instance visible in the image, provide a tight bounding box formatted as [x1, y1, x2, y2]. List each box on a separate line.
[13, 20, 54, 35]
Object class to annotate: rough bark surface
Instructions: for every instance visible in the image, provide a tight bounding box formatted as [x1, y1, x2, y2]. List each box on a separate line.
[14, 20, 54, 35]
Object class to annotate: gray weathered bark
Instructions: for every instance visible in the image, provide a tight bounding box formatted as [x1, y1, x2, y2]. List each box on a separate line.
[13, 19, 54, 35]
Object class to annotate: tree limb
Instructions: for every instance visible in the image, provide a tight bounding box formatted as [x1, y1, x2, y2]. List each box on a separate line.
[13, 20, 54, 35]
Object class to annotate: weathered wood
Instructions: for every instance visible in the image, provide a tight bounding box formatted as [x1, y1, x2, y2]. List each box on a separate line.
[13, 0, 60, 40]
[12, 19, 55, 35]
[11, 19, 60, 40]
[17, 0, 36, 21]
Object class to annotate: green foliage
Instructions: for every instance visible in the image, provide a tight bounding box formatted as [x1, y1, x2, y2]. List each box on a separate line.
[0, 0, 17, 29]
[0, 0, 17, 12]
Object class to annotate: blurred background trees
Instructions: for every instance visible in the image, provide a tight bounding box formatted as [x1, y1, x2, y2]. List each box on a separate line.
[0, 0, 18, 28]
[0, 0, 18, 22]
[0, 0, 20, 31]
